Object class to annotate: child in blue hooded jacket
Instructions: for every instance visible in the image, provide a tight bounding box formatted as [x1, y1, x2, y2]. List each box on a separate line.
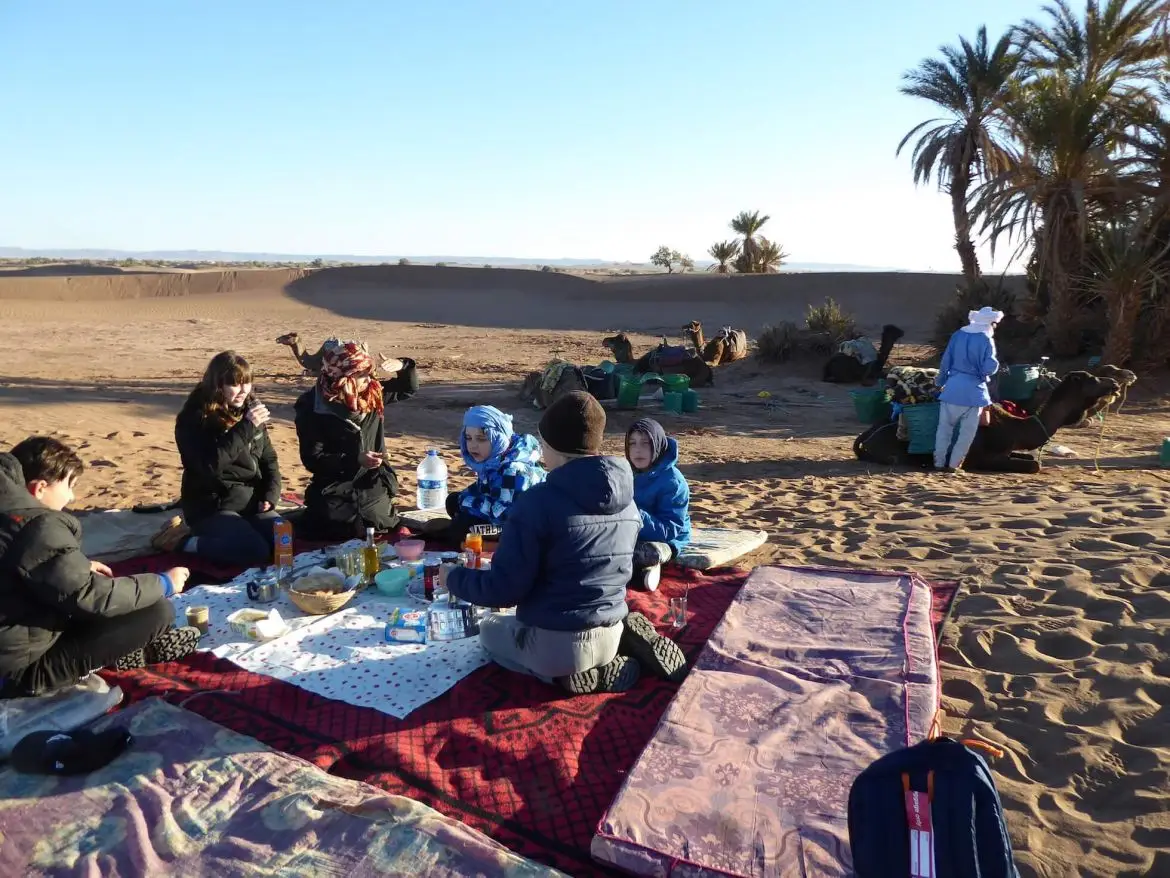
[445, 405, 545, 543]
[625, 418, 692, 591]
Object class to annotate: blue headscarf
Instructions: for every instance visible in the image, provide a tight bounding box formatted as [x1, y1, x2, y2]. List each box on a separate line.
[460, 405, 514, 475]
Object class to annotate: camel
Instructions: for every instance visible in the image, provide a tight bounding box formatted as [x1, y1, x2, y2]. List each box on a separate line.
[822, 324, 905, 384]
[602, 332, 715, 387]
[853, 370, 1123, 474]
[682, 321, 749, 366]
[276, 332, 327, 376]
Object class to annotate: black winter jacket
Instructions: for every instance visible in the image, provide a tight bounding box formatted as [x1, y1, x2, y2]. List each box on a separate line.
[175, 391, 282, 526]
[0, 454, 168, 678]
[293, 360, 418, 537]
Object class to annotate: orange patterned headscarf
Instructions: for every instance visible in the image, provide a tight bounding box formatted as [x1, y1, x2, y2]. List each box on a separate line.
[318, 341, 383, 415]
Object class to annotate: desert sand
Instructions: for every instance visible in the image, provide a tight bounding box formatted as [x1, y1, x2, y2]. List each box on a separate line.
[1, 265, 1168, 876]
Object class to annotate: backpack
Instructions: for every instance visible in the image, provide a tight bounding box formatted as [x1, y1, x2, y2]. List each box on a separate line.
[847, 737, 1019, 878]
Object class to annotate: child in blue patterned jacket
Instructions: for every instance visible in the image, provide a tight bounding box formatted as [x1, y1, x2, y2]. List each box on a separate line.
[445, 405, 545, 543]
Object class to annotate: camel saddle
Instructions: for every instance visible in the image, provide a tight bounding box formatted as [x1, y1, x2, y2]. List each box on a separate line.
[715, 326, 748, 359]
[647, 343, 693, 369]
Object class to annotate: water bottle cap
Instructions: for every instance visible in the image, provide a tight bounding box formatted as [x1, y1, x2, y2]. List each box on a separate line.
[427, 449, 438, 456]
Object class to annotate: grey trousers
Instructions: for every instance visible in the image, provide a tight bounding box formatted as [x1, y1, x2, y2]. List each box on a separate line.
[633, 541, 672, 569]
[934, 402, 982, 469]
[478, 613, 623, 683]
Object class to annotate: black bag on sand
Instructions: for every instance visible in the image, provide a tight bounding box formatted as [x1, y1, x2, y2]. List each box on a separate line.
[848, 737, 1019, 878]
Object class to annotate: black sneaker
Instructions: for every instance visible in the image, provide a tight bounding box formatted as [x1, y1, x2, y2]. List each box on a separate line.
[113, 649, 146, 671]
[558, 655, 641, 695]
[143, 626, 202, 664]
[633, 564, 662, 592]
[620, 611, 687, 683]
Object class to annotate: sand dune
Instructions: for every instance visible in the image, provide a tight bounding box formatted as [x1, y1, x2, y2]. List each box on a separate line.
[0, 266, 1166, 875]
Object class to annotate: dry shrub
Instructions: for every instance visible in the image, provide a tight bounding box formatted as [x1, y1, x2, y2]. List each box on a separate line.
[805, 297, 858, 343]
[757, 321, 835, 363]
[932, 281, 1019, 354]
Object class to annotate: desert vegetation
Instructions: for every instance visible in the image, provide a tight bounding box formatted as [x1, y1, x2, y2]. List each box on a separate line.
[899, 0, 1170, 365]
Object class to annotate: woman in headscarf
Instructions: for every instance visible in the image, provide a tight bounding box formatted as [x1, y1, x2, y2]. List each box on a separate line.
[293, 340, 418, 539]
[445, 405, 545, 544]
[933, 306, 1002, 472]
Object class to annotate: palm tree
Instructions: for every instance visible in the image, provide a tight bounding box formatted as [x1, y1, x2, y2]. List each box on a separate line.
[897, 26, 1022, 288]
[976, 0, 1166, 354]
[729, 211, 770, 273]
[755, 237, 789, 273]
[708, 240, 741, 273]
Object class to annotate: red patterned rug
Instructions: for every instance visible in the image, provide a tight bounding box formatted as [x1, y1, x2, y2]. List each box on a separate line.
[104, 558, 959, 876]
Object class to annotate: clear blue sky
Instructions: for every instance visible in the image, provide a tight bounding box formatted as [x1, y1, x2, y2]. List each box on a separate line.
[0, 0, 1036, 270]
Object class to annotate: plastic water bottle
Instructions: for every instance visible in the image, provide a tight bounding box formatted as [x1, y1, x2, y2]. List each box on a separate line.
[416, 449, 448, 510]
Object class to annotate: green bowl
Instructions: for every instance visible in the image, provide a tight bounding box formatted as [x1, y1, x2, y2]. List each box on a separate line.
[374, 567, 411, 596]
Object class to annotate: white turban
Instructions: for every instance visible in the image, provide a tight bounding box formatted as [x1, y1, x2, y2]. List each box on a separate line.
[962, 306, 1004, 335]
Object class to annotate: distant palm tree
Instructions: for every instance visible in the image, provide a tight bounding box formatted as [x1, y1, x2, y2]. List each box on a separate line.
[708, 240, 741, 273]
[897, 25, 1022, 288]
[729, 211, 770, 273]
[755, 237, 789, 273]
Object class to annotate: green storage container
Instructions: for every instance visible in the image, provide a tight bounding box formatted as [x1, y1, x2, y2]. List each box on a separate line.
[999, 364, 1040, 402]
[662, 391, 684, 414]
[1161, 438, 1170, 467]
[850, 389, 892, 425]
[616, 377, 641, 410]
[903, 402, 941, 455]
[662, 374, 691, 393]
[681, 389, 699, 413]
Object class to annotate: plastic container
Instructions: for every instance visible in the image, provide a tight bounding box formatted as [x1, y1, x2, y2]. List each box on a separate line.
[616, 377, 641, 410]
[374, 566, 411, 596]
[395, 539, 425, 561]
[662, 374, 691, 393]
[1160, 438, 1170, 467]
[599, 360, 615, 373]
[662, 392, 684, 414]
[998, 364, 1040, 402]
[273, 518, 294, 581]
[850, 389, 892, 424]
[681, 389, 699, 413]
[416, 449, 448, 510]
[903, 402, 941, 455]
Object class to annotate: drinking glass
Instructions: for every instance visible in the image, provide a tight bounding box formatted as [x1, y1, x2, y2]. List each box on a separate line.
[668, 595, 688, 629]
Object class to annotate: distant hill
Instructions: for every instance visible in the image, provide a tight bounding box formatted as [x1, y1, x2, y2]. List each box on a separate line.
[0, 246, 920, 273]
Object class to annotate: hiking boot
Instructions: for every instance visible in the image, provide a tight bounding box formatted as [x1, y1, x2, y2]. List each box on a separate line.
[558, 655, 641, 695]
[620, 611, 687, 683]
[112, 649, 146, 671]
[143, 626, 202, 664]
[151, 515, 191, 553]
[633, 564, 661, 592]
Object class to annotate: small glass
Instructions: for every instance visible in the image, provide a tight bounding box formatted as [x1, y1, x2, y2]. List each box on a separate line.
[668, 595, 688, 629]
[336, 548, 362, 579]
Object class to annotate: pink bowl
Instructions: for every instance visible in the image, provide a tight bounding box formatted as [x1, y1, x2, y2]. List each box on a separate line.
[395, 539, 425, 561]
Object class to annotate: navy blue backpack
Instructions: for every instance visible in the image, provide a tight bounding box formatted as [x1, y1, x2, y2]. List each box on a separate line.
[847, 737, 1019, 878]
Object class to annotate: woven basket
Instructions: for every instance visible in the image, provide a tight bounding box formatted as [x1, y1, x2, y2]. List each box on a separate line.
[289, 585, 357, 615]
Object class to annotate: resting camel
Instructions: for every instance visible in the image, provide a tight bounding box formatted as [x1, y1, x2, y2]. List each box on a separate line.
[682, 321, 748, 366]
[822, 324, 905, 384]
[853, 370, 1123, 474]
[602, 332, 714, 387]
[276, 332, 327, 376]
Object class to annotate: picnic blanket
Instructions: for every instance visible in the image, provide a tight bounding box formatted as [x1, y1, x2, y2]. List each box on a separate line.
[0, 698, 563, 877]
[165, 540, 488, 719]
[593, 565, 942, 877]
[104, 555, 959, 876]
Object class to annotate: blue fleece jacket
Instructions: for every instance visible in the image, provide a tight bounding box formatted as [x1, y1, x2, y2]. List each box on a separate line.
[937, 329, 1000, 408]
[446, 455, 639, 631]
[633, 437, 692, 554]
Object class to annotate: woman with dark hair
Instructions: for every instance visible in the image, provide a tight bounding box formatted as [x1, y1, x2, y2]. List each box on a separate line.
[294, 341, 418, 540]
[162, 351, 283, 566]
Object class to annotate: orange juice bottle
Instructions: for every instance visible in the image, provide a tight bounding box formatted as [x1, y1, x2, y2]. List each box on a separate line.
[273, 518, 294, 583]
[463, 533, 483, 569]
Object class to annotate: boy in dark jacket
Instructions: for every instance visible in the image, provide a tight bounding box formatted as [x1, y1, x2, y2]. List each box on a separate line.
[294, 342, 419, 540]
[444, 392, 686, 694]
[0, 438, 198, 697]
[625, 418, 692, 592]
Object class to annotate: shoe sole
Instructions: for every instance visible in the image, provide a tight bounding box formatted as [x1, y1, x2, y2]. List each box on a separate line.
[560, 668, 600, 695]
[598, 655, 641, 692]
[621, 612, 687, 683]
[145, 626, 202, 664]
[113, 649, 146, 671]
